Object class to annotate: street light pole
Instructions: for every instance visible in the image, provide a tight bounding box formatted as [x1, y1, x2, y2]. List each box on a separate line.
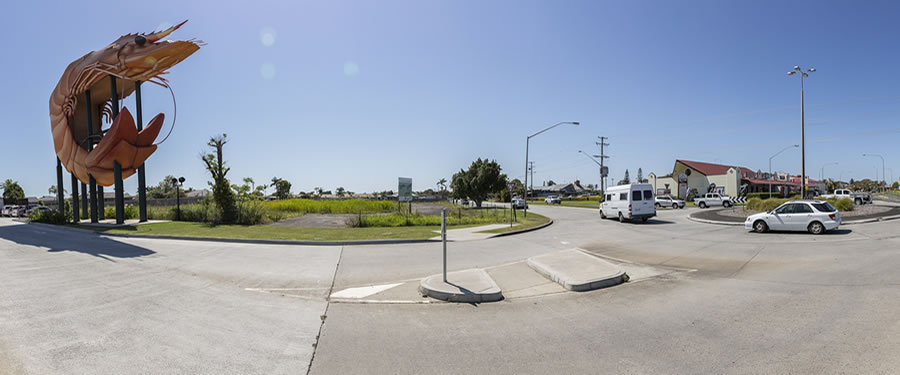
[172, 176, 185, 221]
[820, 162, 839, 182]
[788, 66, 815, 198]
[769, 144, 798, 198]
[863, 153, 885, 192]
[524, 121, 579, 217]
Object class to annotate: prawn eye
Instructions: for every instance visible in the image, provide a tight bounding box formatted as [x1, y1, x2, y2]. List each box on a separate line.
[134, 35, 147, 46]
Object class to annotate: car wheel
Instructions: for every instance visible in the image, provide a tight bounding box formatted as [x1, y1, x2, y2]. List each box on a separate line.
[724, 201, 732, 208]
[600, 210, 606, 219]
[753, 220, 768, 233]
[855, 198, 862, 205]
[641, 217, 649, 223]
[655, 203, 661, 208]
[808, 221, 825, 235]
[699, 202, 707, 209]
[618, 212, 625, 223]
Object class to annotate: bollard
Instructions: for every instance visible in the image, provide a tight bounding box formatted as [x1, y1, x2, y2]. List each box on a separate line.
[441, 208, 447, 283]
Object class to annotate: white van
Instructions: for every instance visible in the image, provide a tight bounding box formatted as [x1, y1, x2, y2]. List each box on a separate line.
[600, 183, 656, 223]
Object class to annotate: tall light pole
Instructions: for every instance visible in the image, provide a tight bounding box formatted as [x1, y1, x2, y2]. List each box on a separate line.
[863, 153, 885, 192]
[788, 66, 815, 197]
[171, 176, 185, 221]
[769, 144, 798, 198]
[524, 121, 579, 216]
[578, 150, 603, 191]
[820, 162, 838, 181]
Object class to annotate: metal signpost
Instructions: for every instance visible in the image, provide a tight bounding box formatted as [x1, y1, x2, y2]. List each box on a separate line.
[399, 177, 412, 225]
[441, 208, 447, 282]
[507, 182, 515, 228]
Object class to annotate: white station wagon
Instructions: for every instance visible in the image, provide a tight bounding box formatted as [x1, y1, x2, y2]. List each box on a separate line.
[745, 200, 841, 235]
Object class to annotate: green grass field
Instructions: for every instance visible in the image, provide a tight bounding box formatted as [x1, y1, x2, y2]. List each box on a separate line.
[75, 212, 550, 241]
[478, 212, 552, 234]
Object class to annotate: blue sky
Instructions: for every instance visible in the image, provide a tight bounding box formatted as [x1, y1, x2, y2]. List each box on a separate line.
[2, 0, 899, 197]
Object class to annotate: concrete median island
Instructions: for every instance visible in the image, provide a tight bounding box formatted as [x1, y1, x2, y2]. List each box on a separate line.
[527, 249, 627, 292]
[418, 269, 504, 303]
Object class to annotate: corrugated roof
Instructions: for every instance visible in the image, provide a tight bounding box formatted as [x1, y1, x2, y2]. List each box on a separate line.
[677, 160, 741, 176]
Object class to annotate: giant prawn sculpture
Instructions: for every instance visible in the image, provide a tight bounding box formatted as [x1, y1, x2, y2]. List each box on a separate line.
[50, 21, 200, 186]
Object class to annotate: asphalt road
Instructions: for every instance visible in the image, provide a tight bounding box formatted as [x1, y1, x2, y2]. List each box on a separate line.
[3, 204, 900, 374]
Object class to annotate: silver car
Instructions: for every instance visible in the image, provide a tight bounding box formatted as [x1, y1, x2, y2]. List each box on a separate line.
[511, 199, 528, 209]
[655, 195, 685, 209]
[544, 196, 561, 204]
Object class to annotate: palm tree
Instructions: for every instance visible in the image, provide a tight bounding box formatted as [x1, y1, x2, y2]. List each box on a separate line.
[437, 178, 448, 192]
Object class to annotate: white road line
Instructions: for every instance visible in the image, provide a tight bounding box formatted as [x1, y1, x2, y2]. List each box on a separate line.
[330, 283, 403, 299]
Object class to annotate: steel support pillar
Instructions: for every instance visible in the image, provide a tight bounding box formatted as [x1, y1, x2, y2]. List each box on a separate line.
[70, 174, 80, 222]
[85, 89, 98, 223]
[56, 158, 64, 212]
[109, 75, 124, 224]
[135, 80, 148, 222]
[98, 186, 105, 219]
[114, 161, 124, 224]
[81, 183, 88, 219]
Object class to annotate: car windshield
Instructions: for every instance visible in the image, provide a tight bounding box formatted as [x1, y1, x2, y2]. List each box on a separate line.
[812, 202, 836, 212]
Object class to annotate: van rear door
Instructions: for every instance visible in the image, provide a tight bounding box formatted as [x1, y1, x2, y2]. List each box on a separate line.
[631, 188, 653, 216]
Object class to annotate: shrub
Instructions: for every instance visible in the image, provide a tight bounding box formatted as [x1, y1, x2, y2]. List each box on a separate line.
[236, 201, 268, 225]
[746, 197, 790, 212]
[30, 210, 69, 224]
[357, 208, 519, 227]
[103, 205, 139, 220]
[822, 197, 854, 212]
[264, 199, 395, 214]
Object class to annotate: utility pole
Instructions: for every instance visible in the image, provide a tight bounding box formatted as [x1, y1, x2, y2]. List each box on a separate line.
[596, 137, 609, 193]
[528, 161, 535, 196]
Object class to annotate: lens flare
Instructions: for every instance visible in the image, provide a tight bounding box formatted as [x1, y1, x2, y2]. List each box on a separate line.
[260, 27, 276, 47]
[344, 61, 360, 76]
[261, 63, 276, 80]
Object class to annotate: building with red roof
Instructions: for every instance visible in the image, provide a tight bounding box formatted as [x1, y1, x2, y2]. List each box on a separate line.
[647, 160, 823, 200]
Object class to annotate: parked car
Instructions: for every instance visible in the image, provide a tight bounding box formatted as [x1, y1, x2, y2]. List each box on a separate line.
[28, 206, 51, 216]
[544, 196, 561, 204]
[745, 200, 841, 234]
[14, 206, 26, 217]
[1, 205, 14, 217]
[600, 183, 656, 223]
[694, 193, 732, 208]
[511, 198, 528, 209]
[821, 189, 870, 205]
[654, 195, 685, 209]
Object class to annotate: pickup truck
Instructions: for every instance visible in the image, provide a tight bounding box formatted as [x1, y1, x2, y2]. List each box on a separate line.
[694, 193, 733, 208]
[821, 189, 871, 205]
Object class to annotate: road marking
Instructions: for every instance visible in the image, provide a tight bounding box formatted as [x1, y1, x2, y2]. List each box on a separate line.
[561, 241, 570, 245]
[330, 283, 403, 299]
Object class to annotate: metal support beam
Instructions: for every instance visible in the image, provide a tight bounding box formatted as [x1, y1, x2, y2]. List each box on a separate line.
[109, 75, 123, 224]
[70, 174, 79, 223]
[114, 161, 124, 224]
[56, 158, 64, 212]
[85, 89, 98, 223]
[98, 186, 105, 219]
[81, 183, 88, 219]
[136, 80, 148, 222]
